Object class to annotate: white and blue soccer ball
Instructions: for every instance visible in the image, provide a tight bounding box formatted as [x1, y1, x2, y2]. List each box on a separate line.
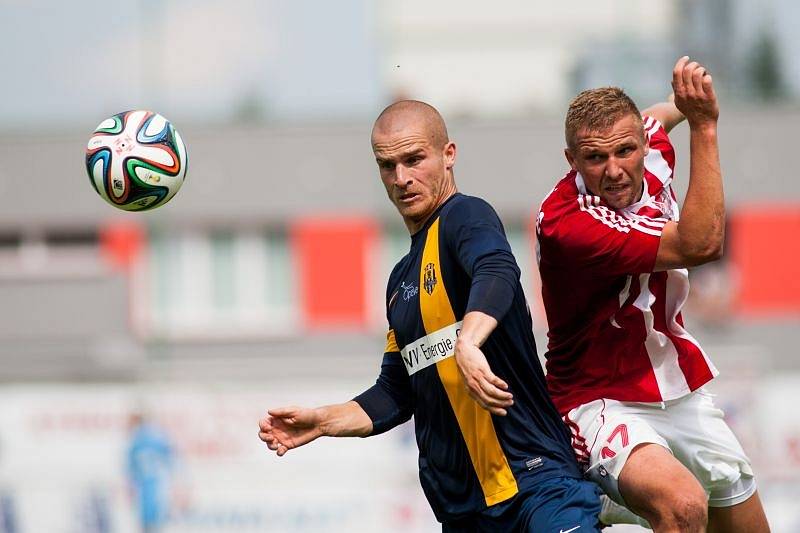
[85, 110, 188, 211]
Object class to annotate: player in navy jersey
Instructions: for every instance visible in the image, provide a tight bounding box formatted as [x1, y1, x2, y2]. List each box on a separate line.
[258, 100, 602, 531]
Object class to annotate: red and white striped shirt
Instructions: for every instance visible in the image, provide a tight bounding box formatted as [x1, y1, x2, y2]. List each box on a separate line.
[536, 116, 718, 414]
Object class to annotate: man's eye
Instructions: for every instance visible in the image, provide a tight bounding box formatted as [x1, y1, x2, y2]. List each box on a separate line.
[407, 157, 421, 165]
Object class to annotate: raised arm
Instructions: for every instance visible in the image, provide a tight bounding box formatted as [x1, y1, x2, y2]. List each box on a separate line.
[641, 94, 685, 134]
[654, 56, 724, 271]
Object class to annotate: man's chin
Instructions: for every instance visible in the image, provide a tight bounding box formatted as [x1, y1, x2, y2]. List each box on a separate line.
[603, 195, 633, 210]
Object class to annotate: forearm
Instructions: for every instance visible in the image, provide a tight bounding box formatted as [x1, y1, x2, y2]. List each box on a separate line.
[456, 310, 498, 349]
[317, 400, 373, 438]
[353, 352, 414, 436]
[641, 101, 685, 133]
[677, 124, 725, 260]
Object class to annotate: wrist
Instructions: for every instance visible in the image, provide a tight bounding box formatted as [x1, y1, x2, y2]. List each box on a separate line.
[688, 121, 718, 137]
[456, 335, 480, 350]
[315, 406, 332, 437]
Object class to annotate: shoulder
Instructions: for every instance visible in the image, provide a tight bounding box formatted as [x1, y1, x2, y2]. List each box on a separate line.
[642, 115, 676, 185]
[386, 255, 409, 301]
[440, 194, 503, 233]
[643, 115, 675, 153]
[536, 172, 581, 241]
[443, 193, 500, 220]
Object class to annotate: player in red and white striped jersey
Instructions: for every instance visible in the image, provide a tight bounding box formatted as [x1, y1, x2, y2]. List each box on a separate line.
[534, 58, 770, 532]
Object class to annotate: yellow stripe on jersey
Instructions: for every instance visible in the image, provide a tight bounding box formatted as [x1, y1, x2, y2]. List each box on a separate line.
[385, 329, 399, 353]
[419, 217, 518, 507]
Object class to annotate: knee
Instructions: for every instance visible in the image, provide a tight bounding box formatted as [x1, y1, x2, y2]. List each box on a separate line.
[649, 487, 708, 532]
[670, 491, 708, 531]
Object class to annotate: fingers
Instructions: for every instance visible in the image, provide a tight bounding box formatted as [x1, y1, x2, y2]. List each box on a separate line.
[267, 406, 297, 418]
[690, 66, 711, 100]
[681, 60, 698, 93]
[455, 344, 515, 416]
[702, 73, 716, 100]
[258, 429, 292, 456]
[465, 371, 514, 416]
[672, 56, 690, 94]
[671, 55, 718, 124]
[481, 373, 512, 399]
[258, 415, 273, 433]
[258, 412, 293, 456]
[673, 56, 709, 96]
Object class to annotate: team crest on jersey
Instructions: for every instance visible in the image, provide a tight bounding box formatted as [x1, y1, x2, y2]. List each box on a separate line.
[423, 262, 437, 295]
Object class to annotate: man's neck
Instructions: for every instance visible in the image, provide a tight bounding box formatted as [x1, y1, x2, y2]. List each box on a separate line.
[405, 190, 458, 235]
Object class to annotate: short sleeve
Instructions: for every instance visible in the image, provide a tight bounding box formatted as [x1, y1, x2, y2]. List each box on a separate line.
[643, 115, 676, 187]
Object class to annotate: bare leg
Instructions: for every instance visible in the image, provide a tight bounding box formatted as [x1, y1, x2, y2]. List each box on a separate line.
[707, 490, 770, 533]
[617, 443, 707, 533]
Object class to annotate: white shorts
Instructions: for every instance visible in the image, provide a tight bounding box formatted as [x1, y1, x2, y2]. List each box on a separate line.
[563, 388, 755, 508]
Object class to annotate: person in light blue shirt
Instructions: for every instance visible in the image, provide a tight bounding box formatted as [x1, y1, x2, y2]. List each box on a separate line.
[127, 413, 174, 533]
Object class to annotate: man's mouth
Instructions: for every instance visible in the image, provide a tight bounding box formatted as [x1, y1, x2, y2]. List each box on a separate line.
[398, 192, 419, 203]
[605, 183, 629, 194]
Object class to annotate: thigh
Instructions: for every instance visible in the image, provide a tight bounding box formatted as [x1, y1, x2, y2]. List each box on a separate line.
[707, 490, 770, 533]
[565, 399, 669, 504]
[617, 441, 707, 520]
[666, 389, 756, 502]
[518, 477, 603, 533]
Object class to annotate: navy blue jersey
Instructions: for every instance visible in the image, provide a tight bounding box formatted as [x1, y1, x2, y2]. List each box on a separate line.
[355, 194, 581, 522]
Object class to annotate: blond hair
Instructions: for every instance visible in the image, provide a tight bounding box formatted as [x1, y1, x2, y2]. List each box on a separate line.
[565, 87, 642, 149]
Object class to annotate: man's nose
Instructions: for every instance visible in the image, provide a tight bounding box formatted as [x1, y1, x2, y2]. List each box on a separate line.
[605, 158, 624, 179]
[395, 164, 412, 186]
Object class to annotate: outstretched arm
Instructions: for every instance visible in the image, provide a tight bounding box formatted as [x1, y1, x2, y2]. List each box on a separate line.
[654, 56, 724, 271]
[641, 94, 685, 134]
[258, 401, 372, 457]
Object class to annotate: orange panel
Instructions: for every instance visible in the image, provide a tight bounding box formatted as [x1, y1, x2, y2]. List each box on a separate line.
[291, 216, 377, 329]
[731, 205, 800, 316]
[99, 219, 145, 271]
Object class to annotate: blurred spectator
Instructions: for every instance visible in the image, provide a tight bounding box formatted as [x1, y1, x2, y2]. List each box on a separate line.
[126, 412, 175, 533]
[0, 490, 16, 533]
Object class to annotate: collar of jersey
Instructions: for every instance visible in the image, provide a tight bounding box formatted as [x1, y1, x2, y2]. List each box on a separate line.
[409, 192, 462, 243]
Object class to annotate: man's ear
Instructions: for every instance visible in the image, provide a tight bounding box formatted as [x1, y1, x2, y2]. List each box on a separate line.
[564, 148, 577, 171]
[444, 141, 457, 170]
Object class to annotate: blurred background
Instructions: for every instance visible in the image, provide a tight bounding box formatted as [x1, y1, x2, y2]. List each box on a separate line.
[1, 0, 799, 531]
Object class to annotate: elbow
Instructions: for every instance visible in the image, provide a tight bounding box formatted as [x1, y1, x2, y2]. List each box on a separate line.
[686, 241, 723, 266]
[709, 242, 724, 262]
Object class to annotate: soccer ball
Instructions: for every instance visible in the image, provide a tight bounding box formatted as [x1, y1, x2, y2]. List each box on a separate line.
[86, 110, 188, 211]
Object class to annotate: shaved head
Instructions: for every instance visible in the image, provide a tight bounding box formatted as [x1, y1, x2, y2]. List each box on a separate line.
[370, 100, 457, 234]
[371, 100, 449, 149]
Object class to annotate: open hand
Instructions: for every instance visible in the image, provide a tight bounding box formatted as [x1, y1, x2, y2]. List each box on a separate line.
[258, 406, 324, 456]
[454, 339, 514, 416]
